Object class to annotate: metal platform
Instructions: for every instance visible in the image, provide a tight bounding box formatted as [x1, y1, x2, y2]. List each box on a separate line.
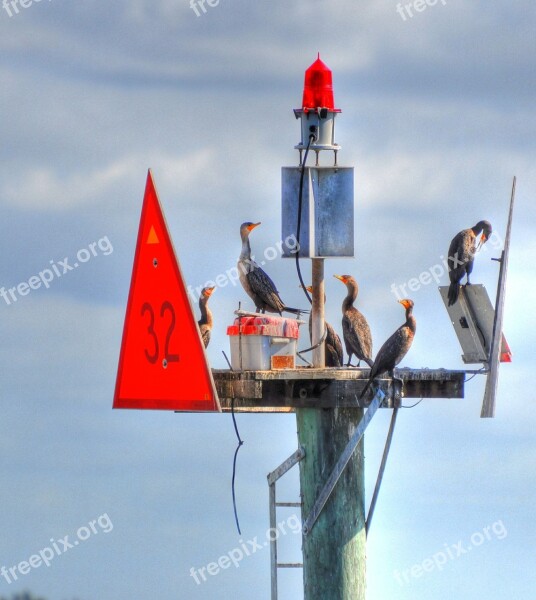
[212, 367, 465, 413]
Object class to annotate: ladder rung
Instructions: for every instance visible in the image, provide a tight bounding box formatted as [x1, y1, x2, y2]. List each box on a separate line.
[277, 563, 303, 568]
[275, 502, 302, 507]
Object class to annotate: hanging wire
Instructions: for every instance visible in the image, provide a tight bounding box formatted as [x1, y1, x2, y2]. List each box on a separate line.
[230, 396, 244, 535]
[401, 397, 424, 409]
[296, 327, 328, 362]
[295, 134, 316, 305]
[465, 366, 486, 382]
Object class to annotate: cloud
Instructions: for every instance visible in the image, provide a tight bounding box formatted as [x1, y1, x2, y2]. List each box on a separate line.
[1, 149, 215, 210]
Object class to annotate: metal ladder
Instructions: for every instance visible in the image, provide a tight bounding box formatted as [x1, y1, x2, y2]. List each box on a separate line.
[267, 447, 305, 600]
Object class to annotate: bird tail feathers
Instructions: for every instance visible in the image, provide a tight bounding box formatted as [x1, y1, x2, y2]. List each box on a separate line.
[447, 282, 459, 306]
[284, 306, 310, 316]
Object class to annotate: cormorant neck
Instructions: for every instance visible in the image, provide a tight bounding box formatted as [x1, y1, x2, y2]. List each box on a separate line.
[240, 236, 251, 260]
[199, 298, 212, 326]
[406, 308, 416, 333]
[342, 284, 357, 311]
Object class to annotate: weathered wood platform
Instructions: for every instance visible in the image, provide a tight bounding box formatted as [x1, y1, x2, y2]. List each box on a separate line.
[212, 368, 465, 413]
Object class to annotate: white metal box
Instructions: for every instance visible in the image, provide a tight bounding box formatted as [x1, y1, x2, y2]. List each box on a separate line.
[227, 315, 300, 371]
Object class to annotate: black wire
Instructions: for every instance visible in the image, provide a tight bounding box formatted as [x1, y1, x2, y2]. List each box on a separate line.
[231, 396, 244, 535]
[465, 367, 486, 383]
[296, 135, 315, 306]
[401, 398, 424, 409]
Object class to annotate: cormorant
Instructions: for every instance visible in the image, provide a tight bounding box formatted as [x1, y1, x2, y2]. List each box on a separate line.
[334, 274, 373, 367]
[198, 286, 215, 348]
[238, 222, 306, 315]
[304, 285, 343, 367]
[447, 220, 492, 306]
[360, 299, 416, 399]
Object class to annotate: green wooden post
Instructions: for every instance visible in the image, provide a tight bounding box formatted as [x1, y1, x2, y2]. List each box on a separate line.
[296, 406, 366, 600]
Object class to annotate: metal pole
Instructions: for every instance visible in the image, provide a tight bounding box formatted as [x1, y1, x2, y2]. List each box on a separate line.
[311, 258, 325, 368]
[269, 482, 277, 600]
[481, 175, 516, 418]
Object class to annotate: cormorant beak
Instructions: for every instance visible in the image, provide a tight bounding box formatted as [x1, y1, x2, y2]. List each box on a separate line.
[204, 287, 216, 297]
[248, 222, 261, 232]
[398, 299, 410, 309]
[305, 286, 313, 293]
[334, 274, 346, 284]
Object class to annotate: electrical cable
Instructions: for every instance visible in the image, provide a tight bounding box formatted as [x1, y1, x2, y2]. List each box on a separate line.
[295, 134, 316, 305]
[230, 396, 244, 535]
[465, 367, 486, 382]
[294, 132, 333, 360]
[401, 398, 424, 409]
[297, 326, 328, 358]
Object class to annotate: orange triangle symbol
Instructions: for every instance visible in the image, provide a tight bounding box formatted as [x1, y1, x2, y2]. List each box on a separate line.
[147, 226, 159, 245]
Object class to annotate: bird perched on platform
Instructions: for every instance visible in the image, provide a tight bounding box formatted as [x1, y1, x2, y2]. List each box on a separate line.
[304, 285, 343, 367]
[238, 222, 307, 315]
[333, 275, 373, 367]
[360, 299, 416, 399]
[447, 220, 492, 306]
[198, 286, 215, 348]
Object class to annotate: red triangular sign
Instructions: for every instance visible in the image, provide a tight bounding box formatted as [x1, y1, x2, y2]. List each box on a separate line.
[500, 335, 512, 363]
[114, 170, 220, 411]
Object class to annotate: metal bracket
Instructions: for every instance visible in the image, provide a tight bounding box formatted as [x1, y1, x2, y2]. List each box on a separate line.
[302, 388, 386, 536]
[365, 406, 399, 535]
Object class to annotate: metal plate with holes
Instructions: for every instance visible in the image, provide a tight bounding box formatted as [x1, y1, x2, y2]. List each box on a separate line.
[439, 284, 507, 363]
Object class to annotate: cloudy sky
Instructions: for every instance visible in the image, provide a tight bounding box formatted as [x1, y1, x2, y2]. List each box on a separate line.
[1, 1, 535, 599]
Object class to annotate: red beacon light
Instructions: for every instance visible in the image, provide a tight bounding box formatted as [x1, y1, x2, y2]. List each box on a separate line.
[294, 54, 341, 164]
[301, 54, 340, 113]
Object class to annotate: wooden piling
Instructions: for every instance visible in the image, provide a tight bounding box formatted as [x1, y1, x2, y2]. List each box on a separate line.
[296, 407, 366, 600]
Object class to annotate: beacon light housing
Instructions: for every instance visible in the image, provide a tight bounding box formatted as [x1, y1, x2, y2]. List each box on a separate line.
[282, 55, 354, 258]
[294, 54, 341, 153]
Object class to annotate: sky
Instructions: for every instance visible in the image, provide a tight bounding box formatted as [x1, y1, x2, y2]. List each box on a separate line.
[0, 1, 535, 599]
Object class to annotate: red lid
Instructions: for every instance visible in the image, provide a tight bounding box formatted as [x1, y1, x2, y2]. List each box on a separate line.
[301, 54, 339, 112]
[227, 316, 300, 339]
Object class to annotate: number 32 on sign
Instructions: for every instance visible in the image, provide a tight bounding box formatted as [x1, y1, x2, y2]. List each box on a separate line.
[113, 170, 220, 412]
